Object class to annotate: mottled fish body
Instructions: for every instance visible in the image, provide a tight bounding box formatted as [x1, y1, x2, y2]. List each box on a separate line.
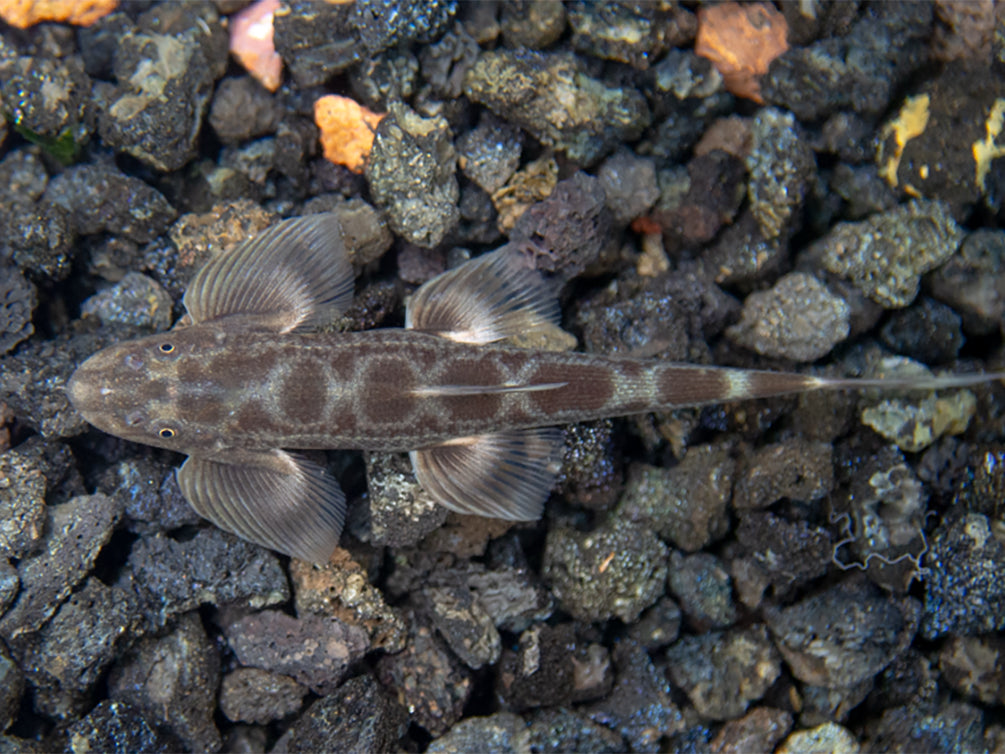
[67, 214, 1005, 563]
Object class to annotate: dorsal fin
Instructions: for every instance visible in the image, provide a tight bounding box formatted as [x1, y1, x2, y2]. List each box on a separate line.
[183, 213, 354, 333]
[405, 246, 560, 344]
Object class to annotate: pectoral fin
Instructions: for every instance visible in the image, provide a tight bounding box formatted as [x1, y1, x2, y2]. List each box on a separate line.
[410, 428, 563, 520]
[176, 450, 346, 563]
[405, 246, 560, 344]
[183, 213, 354, 333]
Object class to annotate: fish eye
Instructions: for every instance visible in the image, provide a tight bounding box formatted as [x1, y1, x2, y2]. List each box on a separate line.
[159, 343, 175, 354]
[125, 411, 145, 427]
[159, 428, 176, 439]
[124, 353, 144, 371]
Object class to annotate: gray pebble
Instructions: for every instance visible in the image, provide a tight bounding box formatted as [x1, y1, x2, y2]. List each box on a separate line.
[273, 674, 405, 754]
[0, 150, 48, 206]
[500, 1, 566, 49]
[464, 50, 650, 166]
[616, 445, 734, 552]
[568, 3, 674, 69]
[733, 439, 833, 510]
[366, 102, 459, 248]
[777, 722, 861, 754]
[862, 701, 984, 754]
[220, 667, 308, 725]
[746, 108, 815, 241]
[5, 201, 76, 283]
[496, 623, 611, 710]
[125, 528, 288, 629]
[97, 31, 217, 171]
[710, 706, 793, 754]
[927, 229, 1005, 336]
[544, 517, 668, 623]
[0, 559, 17, 616]
[526, 707, 626, 754]
[273, 1, 358, 87]
[597, 149, 660, 227]
[376, 616, 471, 736]
[879, 297, 964, 365]
[667, 551, 736, 630]
[815, 200, 964, 309]
[800, 681, 873, 727]
[938, 635, 1005, 706]
[467, 566, 554, 634]
[0, 265, 35, 356]
[766, 578, 920, 688]
[107, 613, 221, 751]
[0, 55, 92, 145]
[14, 577, 142, 720]
[44, 162, 177, 244]
[225, 610, 368, 695]
[922, 513, 1005, 639]
[584, 641, 683, 750]
[427, 712, 526, 754]
[733, 512, 834, 603]
[422, 585, 500, 670]
[208, 76, 280, 144]
[627, 597, 682, 651]
[0, 494, 121, 641]
[363, 451, 448, 547]
[0, 639, 23, 733]
[456, 113, 523, 195]
[81, 273, 173, 331]
[727, 272, 849, 362]
[0, 448, 47, 559]
[665, 626, 781, 721]
[63, 700, 178, 753]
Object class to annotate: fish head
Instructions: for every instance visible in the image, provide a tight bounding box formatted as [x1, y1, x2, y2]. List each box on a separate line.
[67, 326, 225, 453]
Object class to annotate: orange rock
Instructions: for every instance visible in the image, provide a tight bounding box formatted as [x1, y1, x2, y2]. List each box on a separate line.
[0, 0, 117, 28]
[314, 95, 385, 174]
[695, 2, 789, 104]
[229, 0, 283, 93]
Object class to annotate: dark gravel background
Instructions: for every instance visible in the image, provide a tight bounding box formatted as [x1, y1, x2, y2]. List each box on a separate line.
[3, 1, 1005, 752]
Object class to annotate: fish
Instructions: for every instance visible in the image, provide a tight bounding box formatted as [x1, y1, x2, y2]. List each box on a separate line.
[67, 213, 1005, 563]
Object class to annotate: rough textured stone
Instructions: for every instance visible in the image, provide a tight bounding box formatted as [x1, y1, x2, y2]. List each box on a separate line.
[366, 102, 458, 248]
[922, 513, 1005, 638]
[220, 668, 307, 725]
[727, 272, 850, 361]
[290, 549, 406, 653]
[814, 200, 964, 309]
[0, 494, 121, 641]
[584, 641, 684, 750]
[14, 578, 142, 719]
[107, 613, 221, 751]
[272, 674, 405, 754]
[665, 626, 781, 721]
[225, 610, 368, 695]
[544, 517, 668, 623]
[376, 616, 471, 737]
[125, 528, 288, 629]
[464, 50, 650, 166]
[64, 700, 179, 753]
[616, 446, 733, 552]
[767, 579, 920, 688]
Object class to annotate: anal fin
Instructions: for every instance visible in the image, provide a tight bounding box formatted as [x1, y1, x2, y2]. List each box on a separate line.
[410, 428, 563, 520]
[176, 449, 346, 563]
